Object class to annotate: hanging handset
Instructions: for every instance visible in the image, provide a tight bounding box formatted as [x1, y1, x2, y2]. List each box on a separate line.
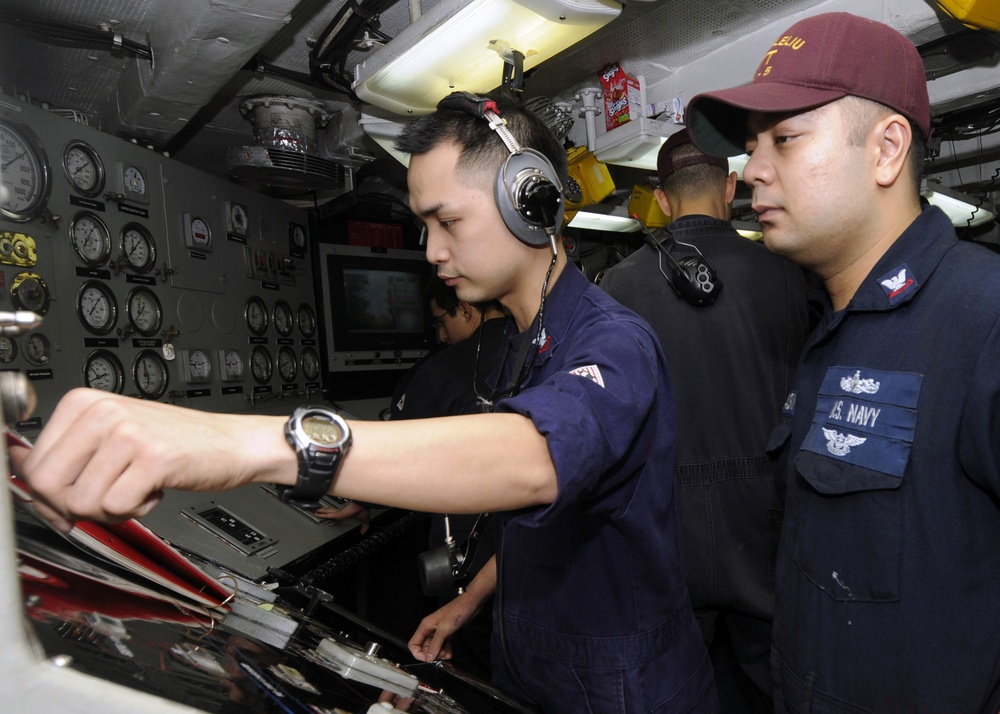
[633, 217, 722, 307]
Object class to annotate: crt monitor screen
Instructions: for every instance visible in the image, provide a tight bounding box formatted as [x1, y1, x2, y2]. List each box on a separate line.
[318, 244, 434, 372]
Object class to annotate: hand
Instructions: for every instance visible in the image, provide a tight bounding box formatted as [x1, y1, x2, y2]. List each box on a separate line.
[10, 388, 291, 531]
[408, 589, 482, 663]
[314, 501, 371, 534]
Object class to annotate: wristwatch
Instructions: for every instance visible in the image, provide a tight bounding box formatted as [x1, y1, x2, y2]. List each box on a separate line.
[280, 406, 352, 509]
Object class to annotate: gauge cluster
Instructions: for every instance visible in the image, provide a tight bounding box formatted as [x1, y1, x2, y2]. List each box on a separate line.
[0, 96, 324, 438]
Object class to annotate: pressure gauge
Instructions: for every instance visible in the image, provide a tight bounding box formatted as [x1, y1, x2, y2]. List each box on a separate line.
[301, 346, 320, 381]
[120, 222, 157, 274]
[182, 348, 212, 383]
[245, 296, 268, 335]
[120, 163, 148, 203]
[227, 202, 248, 236]
[77, 280, 118, 335]
[290, 223, 307, 251]
[0, 120, 51, 222]
[10, 272, 50, 315]
[0, 335, 17, 363]
[70, 212, 112, 266]
[273, 300, 293, 337]
[297, 304, 316, 337]
[277, 345, 297, 382]
[185, 215, 212, 250]
[83, 350, 124, 393]
[63, 140, 104, 197]
[219, 349, 244, 382]
[250, 345, 272, 384]
[132, 349, 168, 399]
[23, 332, 51, 366]
[126, 286, 162, 336]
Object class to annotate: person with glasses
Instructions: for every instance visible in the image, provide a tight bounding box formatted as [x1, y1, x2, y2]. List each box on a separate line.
[368, 275, 508, 680]
[391, 275, 507, 420]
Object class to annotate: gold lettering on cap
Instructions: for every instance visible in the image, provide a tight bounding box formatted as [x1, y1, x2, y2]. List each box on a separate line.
[755, 36, 805, 78]
[772, 35, 806, 50]
[756, 49, 778, 78]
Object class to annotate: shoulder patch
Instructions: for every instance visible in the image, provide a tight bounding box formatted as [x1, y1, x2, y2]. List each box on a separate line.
[569, 364, 605, 388]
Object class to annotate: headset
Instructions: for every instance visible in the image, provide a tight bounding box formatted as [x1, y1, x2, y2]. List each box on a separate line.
[635, 218, 723, 307]
[417, 513, 493, 596]
[437, 91, 564, 252]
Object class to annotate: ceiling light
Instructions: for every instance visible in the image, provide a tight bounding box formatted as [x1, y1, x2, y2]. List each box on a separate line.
[922, 182, 995, 227]
[732, 220, 763, 240]
[353, 0, 623, 116]
[568, 205, 640, 232]
[358, 113, 410, 166]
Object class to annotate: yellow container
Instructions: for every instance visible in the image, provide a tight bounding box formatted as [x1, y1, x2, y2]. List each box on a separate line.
[627, 184, 670, 228]
[565, 146, 615, 210]
[936, 0, 1000, 30]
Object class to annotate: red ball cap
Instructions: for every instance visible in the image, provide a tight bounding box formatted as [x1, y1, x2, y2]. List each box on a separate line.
[686, 12, 931, 157]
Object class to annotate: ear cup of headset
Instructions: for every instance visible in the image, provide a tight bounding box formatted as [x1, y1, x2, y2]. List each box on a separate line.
[495, 148, 564, 247]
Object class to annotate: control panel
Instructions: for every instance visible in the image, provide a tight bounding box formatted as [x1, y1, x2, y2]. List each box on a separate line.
[0, 94, 322, 438]
[0, 94, 361, 579]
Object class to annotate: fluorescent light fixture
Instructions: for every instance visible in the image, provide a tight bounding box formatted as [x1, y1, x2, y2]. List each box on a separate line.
[354, 0, 623, 115]
[732, 220, 763, 240]
[358, 113, 410, 166]
[922, 182, 995, 227]
[728, 153, 750, 180]
[568, 206, 640, 232]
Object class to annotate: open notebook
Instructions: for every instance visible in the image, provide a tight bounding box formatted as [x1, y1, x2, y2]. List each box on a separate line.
[6, 428, 233, 610]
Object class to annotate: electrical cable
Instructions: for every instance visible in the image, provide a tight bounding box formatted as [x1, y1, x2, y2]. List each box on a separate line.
[0, 13, 152, 61]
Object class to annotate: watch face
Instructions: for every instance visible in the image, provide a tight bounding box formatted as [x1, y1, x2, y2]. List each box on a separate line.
[303, 414, 346, 446]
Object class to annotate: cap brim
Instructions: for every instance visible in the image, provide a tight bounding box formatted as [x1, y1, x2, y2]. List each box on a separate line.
[687, 83, 846, 157]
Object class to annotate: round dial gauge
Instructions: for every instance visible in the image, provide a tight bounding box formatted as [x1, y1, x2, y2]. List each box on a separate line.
[0, 121, 51, 222]
[301, 346, 320, 381]
[245, 296, 268, 335]
[277, 345, 297, 382]
[122, 164, 147, 197]
[83, 350, 124, 393]
[250, 345, 272, 384]
[297, 304, 316, 337]
[229, 203, 248, 235]
[77, 280, 118, 335]
[11, 272, 50, 315]
[189, 216, 211, 247]
[63, 141, 104, 197]
[126, 287, 162, 336]
[23, 332, 51, 366]
[220, 349, 244, 382]
[133, 350, 168, 399]
[291, 224, 306, 249]
[0, 335, 17, 363]
[273, 300, 293, 337]
[70, 212, 112, 266]
[120, 223, 157, 274]
[184, 349, 212, 383]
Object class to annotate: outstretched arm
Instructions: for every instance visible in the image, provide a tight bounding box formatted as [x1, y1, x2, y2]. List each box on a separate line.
[13, 389, 558, 530]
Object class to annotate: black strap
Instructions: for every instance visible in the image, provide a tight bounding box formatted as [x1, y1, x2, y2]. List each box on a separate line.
[437, 91, 499, 120]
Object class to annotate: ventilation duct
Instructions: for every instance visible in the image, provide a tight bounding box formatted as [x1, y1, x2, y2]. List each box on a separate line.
[226, 96, 351, 194]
